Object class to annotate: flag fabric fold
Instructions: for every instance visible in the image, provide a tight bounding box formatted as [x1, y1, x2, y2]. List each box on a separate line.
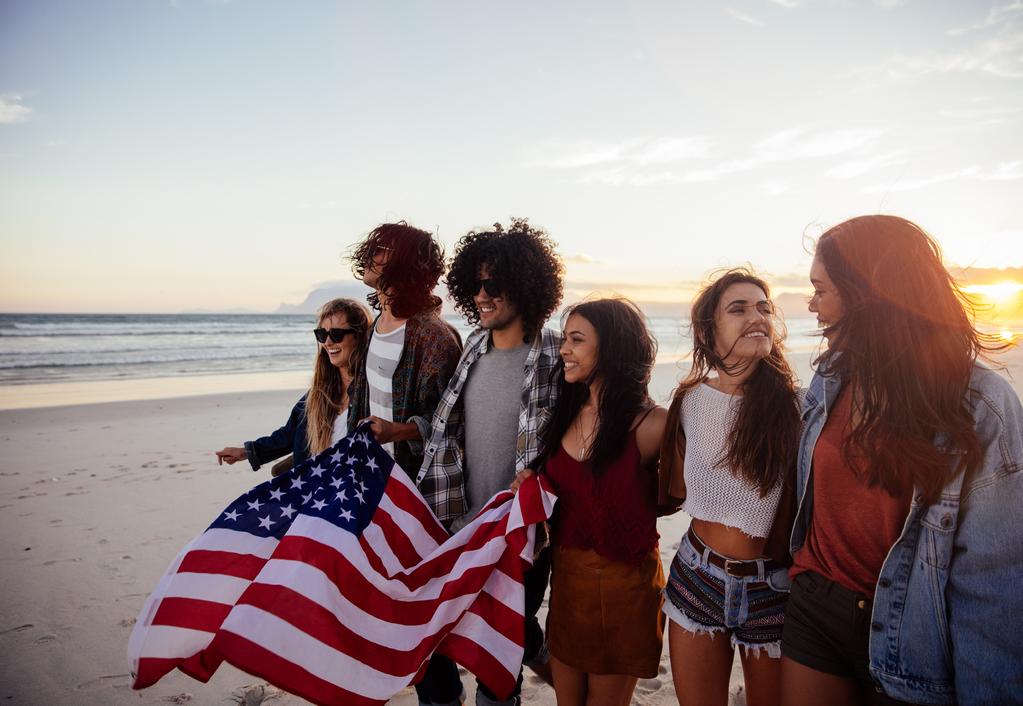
[128, 424, 557, 705]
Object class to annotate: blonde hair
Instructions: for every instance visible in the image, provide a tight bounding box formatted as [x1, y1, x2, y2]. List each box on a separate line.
[305, 298, 371, 455]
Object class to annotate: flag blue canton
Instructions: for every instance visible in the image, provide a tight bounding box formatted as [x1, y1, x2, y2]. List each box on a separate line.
[209, 429, 394, 539]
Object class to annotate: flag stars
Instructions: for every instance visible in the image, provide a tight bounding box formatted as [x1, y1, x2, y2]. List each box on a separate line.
[291, 477, 306, 491]
[258, 515, 273, 530]
[330, 476, 344, 489]
[339, 508, 354, 522]
[247, 499, 263, 512]
[309, 465, 326, 478]
[279, 504, 296, 519]
[366, 457, 379, 472]
[223, 509, 240, 522]
[312, 498, 327, 511]
[330, 450, 343, 464]
[269, 488, 284, 501]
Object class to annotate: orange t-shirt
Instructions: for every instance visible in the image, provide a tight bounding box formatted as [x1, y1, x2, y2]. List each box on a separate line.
[791, 386, 912, 596]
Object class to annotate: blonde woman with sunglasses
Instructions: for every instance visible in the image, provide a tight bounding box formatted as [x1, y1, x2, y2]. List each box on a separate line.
[215, 298, 371, 474]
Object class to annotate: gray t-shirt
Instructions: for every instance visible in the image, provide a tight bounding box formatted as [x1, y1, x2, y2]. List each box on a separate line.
[452, 342, 529, 531]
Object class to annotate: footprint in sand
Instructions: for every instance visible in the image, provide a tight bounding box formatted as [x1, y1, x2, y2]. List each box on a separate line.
[35, 634, 57, 644]
[0, 624, 34, 636]
[119, 617, 136, 628]
[636, 677, 663, 694]
[166, 692, 193, 703]
[230, 684, 285, 704]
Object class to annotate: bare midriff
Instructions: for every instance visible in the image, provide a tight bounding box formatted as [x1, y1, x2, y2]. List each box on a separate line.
[690, 518, 768, 561]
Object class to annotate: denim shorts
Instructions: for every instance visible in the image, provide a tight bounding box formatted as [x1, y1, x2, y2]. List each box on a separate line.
[663, 528, 790, 657]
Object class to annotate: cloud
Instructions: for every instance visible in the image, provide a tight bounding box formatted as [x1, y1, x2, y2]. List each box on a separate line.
[727, 8, 764, 26]
[527, 137, 712, 170]
[827, 152, 908, 179]
[0, 94, 32, 124]
[948, 0, 1023, 36]
[848, 23, 1023, 83]
[863, 161, 1023, 192]
[565, 253, 602, 265]
[762, 180, 791, 195]
[767, 0, 799, 8]
[683, 127, 884, 182]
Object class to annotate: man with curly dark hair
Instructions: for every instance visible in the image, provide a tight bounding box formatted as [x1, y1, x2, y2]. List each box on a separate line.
[416, 218, 564, 705]
[346, 222, 462, 481]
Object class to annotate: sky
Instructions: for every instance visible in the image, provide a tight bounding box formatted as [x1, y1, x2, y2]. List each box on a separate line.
[1, 0, 1021, 314]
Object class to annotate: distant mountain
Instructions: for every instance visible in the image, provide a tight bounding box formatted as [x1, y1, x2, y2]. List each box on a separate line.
[180, 307, 265, 314]
[276, 281, 375, 314]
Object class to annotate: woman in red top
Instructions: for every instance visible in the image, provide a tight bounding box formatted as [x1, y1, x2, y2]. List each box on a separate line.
[516, 298, 667, 706]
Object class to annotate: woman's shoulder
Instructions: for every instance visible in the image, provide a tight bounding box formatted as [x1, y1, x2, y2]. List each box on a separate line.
[634, 405, 668, 458]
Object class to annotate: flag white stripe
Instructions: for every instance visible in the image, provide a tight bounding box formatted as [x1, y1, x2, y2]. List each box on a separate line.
[449, 609, 521, 670]
[134, 625, 216, 660]
[288, 515, 526, 605]
[221, 605, 419, 700]
[253, 558, 498, 648]
[376, 492, 442, 558]
[188, 527, 279, 558]
[162, 572, 251, 606]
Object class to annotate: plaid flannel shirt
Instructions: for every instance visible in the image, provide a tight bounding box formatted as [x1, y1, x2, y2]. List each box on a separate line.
[416, 327, 562, 523]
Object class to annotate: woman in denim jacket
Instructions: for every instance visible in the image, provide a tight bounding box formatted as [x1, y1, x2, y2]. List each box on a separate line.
[780, 215, 1023, 706]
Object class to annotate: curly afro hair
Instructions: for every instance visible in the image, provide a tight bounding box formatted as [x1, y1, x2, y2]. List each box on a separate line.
[446, 218, 564, 343]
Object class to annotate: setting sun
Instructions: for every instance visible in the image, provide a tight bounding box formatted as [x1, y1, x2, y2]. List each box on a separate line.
[964, 281, 1023, 305]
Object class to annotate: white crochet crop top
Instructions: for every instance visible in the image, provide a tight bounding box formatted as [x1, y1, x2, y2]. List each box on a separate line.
[681, 383, 782, 538]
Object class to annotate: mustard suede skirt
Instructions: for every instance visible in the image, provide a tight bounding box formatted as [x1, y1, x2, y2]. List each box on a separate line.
[547, 545, 666, 678]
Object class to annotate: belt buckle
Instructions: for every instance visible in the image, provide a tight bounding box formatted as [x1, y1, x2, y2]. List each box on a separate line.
[724, 559, 745, 577]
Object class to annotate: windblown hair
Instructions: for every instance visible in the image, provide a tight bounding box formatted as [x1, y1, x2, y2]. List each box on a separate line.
[445, 218, 564, 343]
[305, 298, 371, 456]
[540, 298, 655, 475]
[814, 215, 1008, 504]
[670, 268, 801, 496]
[349, 222, 444, 319]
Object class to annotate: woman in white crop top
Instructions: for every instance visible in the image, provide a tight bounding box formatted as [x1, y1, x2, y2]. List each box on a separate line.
[659, 269, 801, 706]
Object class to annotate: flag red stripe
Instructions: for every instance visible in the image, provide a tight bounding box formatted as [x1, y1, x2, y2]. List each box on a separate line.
[366, 504, 422, 567]
[273, 535, 520, 627]
[237, 582, 458, 678]
[438, 632, 518, 701]
[384, 475, 450, 545]
[177, 549, 265, 580]
[212, 629, 383, 706]
[465, 591, 523, 649]
[152, 597, 232, 634]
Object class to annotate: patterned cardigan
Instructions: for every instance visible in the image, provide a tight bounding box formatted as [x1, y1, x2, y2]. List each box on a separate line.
[348, 309, 462, 477]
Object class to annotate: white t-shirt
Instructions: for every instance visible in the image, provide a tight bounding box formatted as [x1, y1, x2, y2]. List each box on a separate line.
[365, 322, 406, 456]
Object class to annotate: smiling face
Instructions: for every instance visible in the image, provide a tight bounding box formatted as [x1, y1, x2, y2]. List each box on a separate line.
[318, 313, 358, 370]
[560, 313, 600, 385]
[475, 264, 520, 332]
[809, 255, 845, 341]
[712, 282, 774, 364]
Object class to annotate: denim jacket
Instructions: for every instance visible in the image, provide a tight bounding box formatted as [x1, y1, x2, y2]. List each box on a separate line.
[243, 394, 310, 472]
[791, 363, 1023, 705]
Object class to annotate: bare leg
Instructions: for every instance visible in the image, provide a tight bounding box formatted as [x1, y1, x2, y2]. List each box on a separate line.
[585, 673, 639, 706]
[780, 656, 861, 706]
[668, 621, 734, 706]
[551, 654, 587, 706]
[738, 645, 781, 706]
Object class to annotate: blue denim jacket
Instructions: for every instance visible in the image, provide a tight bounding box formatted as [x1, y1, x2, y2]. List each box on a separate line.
[243, 395, 311, 472]
[792, 364, 1023, 705]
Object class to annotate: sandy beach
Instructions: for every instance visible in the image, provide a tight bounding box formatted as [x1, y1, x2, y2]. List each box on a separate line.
[1, 352, 1020, 705]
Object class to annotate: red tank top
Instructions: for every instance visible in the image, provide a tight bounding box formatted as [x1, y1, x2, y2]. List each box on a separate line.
[791, 386, 912, 596]
[543, 431, 659, 566]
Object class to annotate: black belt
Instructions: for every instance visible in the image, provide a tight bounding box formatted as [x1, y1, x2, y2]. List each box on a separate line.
[686, 526, 782, 578]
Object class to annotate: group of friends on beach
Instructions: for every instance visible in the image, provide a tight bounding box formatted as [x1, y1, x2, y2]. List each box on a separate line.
[215, 215, 1023, 706]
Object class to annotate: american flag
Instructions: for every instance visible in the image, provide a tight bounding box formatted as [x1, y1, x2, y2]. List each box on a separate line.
[128, 425, 556, 705]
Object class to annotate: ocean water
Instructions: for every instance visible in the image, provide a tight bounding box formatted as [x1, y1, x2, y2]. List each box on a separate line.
[0, 313, 825, 386]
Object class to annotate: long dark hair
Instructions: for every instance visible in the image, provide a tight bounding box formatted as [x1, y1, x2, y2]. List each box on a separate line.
[814, 215, 1008, 503]
[541, 298, 656, 475]
[349, 222, 444, 319]
[446, 218, 564, 343]
[670, 268, 800, 496]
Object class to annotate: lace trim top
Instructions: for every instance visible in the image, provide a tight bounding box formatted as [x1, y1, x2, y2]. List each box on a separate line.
[544, 431, 659, 566]
[681, 383, 782, 538]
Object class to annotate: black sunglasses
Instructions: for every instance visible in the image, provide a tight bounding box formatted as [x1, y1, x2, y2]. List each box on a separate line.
[313, 327, 358, 343]
[475, 278, 504, 298]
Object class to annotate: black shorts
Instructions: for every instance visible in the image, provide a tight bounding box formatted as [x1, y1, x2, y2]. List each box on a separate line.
[781, 571, 909, 706]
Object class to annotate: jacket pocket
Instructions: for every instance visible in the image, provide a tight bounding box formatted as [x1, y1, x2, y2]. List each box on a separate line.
[919, 502, 958, 570]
